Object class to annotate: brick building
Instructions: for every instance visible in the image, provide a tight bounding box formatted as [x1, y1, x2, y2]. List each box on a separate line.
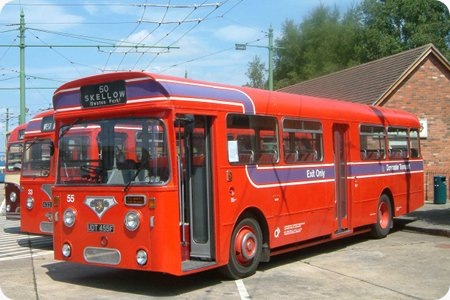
[280, 44, 450, 200]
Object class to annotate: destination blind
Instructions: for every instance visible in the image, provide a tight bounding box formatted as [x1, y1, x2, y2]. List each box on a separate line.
[80, 80, 127, 108]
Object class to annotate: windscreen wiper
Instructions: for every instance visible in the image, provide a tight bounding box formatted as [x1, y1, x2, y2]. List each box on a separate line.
[123, 160, 147, 192]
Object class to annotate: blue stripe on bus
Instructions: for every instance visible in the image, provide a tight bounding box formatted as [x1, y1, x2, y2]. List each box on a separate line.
[246, 165, 336, 186]
[54, 79, 255, 114]
[53, 90, 80, 109]
[25, 119, 42, 133]
[348, 160, 424, 177]
[157, 80, 255, 114]
[245, 160, 423, 187]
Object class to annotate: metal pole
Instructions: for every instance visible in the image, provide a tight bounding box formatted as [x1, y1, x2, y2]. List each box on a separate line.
[268, 25, 273, 91]
[5, 108, 9, 132]
[19, 10, 26, 125]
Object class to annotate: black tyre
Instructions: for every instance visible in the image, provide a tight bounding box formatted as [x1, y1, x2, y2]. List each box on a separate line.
[221, 217, 262, 279]
[370, 194, 392, 239]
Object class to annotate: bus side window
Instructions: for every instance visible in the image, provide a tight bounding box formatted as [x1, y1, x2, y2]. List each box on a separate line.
[360, 125, 386, 160]
[282, 119, 323, 164]
[226, 114, 278, 165]
[409, 129, 421, 159]
[388, 127, 409, 159]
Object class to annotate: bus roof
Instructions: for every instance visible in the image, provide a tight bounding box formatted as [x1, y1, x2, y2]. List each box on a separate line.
[53, 71, 419, 128]
[7, 123, 27, 144]
[24, 109, 55, 137]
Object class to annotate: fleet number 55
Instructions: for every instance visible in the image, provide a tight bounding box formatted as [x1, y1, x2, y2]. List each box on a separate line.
[67, 194, 75, 203]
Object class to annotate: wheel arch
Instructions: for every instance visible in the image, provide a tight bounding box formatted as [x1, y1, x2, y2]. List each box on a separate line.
[381, 188, 394, 216]
[236, 207, 270, 262]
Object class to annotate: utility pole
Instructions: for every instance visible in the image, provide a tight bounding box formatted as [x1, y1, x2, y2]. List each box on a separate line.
[5, 108, 9, 132]
[235, 25, 280, 91]
[19, 10, 25, 125]
[2, 11, 179, 124]
[268, 26, 274, 91]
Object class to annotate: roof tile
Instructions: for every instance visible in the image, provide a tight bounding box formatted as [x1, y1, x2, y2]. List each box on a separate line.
[279, 44, 436, 105]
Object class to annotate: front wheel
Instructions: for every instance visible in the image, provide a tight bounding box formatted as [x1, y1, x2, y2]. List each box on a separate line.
[221, 217, 262, 279]
[370, 194, 392, 239]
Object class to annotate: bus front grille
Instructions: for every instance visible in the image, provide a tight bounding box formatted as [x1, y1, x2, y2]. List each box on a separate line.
[84, 247, 121, 265]
[40, 222, 53, 233]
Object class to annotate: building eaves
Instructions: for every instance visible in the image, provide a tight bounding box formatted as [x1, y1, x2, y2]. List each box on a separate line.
[279, 44, 443, 105]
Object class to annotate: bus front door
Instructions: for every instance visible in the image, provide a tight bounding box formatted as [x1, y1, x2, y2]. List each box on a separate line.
[177, 115, 215, 261]
[333, 124, 349, 233]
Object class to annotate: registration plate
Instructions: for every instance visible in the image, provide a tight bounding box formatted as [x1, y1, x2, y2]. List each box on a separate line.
[87, 223, 115, 233]
[42, 201, 52, 208]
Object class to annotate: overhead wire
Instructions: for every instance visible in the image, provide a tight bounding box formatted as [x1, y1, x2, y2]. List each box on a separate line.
[3, 0, 246, 74]
[120, 0, 216, 71]
[140, 0, 233, 71]
[159, 36, 266, 72]
[27, 30, 87, 77]
[156, 1, 252, 73]
[129, 0, 174, 70]
[0, 36, 18, 65]
[0, 0, 249, 119]
[114, 0, 148, 71]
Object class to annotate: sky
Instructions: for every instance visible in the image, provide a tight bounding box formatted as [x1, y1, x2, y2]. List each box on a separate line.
[0, 0, 363, 151]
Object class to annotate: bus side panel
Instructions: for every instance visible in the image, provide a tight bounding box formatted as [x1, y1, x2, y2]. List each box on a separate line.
[388, 169, 424, 216]
[407, 169, 425, 213]
[351, 168, 424, 226]
[218, 167, 336, 251]
[351, 176, 380, 228]
[268, 181, 335, 248]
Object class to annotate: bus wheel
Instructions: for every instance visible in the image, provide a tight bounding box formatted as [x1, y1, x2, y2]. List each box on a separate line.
[222, 218, 262, 279]
[370, 194, 392, 239]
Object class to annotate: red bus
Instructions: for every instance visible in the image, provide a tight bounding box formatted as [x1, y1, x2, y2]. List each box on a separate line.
[4, 123, 26, 220]
[51, 72, 424, 279]
[20, 110, 56, 235]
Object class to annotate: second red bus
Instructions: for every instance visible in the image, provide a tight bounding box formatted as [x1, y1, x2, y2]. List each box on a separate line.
[20, 110, 56, 235]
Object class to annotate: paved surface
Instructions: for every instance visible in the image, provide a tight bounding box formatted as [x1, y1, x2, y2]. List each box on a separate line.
[396, 200, 450, 237]
[1, 179, 450, 299]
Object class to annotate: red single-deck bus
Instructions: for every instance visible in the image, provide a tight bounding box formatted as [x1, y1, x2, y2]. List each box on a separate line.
[51, 72, 424, 279]
[4, 123, 26, 220]
[20, 110, 56, 235]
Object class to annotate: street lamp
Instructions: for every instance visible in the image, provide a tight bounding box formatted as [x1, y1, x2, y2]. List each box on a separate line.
[235, 26, 276, 90]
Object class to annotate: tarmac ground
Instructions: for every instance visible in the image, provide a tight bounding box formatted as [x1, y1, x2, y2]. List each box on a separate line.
[0, 180, 449, 299]
[396, 200, 450, 238]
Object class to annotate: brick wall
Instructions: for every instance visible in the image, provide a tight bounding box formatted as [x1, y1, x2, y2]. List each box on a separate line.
[383, 56, 450, 200]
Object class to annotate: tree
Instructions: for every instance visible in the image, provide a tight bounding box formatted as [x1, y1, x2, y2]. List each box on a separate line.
[271, 0, 450, 89]
[273, 5, 361, 89]
[245, 55, 266, 89]
[356, 0, 450, 60]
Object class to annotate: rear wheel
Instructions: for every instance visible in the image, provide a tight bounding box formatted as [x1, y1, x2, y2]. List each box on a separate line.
[370, 194, 392, 239]
[221, 217, 262, 279]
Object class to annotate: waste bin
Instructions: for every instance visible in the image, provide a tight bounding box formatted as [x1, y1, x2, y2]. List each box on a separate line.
[434, 176, 447, 204]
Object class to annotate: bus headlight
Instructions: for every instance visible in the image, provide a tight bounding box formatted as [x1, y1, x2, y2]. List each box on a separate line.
[63, 208, 76, 228]
[26, 196, 34, 210]
[9, 192, 17, 203]
[124, 210, 140, 231]
[62, 243, 71, 257]
[136, 249, 148, 266]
